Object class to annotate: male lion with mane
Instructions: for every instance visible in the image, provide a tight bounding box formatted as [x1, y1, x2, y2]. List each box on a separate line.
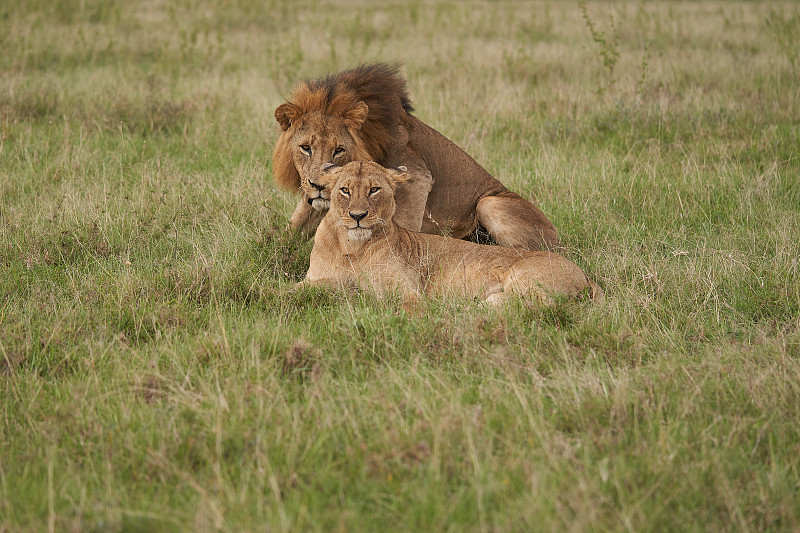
[298, 161, 602, 307]
[273, 64, 559, 250]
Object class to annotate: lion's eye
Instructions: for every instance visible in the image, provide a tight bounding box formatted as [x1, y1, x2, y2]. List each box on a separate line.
[333, 147, 345, 157]
[339, 187, 350, 196]
[369, 187, 381, 195]
[299, 144, 311, 155]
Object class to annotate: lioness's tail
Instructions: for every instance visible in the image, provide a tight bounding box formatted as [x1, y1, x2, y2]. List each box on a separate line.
[586, 276, 605, 303]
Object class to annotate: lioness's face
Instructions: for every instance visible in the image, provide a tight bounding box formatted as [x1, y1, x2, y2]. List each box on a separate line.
[326, 161, 405, 243]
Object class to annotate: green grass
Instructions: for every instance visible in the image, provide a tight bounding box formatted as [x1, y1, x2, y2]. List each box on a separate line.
[1, 0, 799, 531]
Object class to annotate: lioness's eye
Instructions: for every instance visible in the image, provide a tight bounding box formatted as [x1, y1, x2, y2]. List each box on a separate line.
[299, 144, 311, 155]
[369, 187, 380, 195]
[333, 147, 345, 157]
[340, 187, 350, 196]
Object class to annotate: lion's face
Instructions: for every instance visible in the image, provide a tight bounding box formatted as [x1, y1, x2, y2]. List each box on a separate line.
[323, 161, 408, 243]
[275, 102, 372, 211]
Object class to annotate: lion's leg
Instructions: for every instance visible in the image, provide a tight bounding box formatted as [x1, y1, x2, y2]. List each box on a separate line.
[392, 170, 433, 232]
[289, 198, 327, 236]
[384, 140, 434, 232]
[475, 194, 559, 251]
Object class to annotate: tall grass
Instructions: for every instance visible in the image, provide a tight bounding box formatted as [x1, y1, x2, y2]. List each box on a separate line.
[1, 1, 799, 531]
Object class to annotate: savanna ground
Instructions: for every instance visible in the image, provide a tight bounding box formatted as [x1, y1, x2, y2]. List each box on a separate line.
[1, 0, 799, 531]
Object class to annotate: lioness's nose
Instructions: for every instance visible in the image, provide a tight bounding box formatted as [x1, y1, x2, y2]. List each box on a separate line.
[310, 181, 325, 191]
[349, 211, 367, 223]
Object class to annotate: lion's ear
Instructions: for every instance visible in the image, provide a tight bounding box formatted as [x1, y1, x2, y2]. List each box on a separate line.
[344, 101, 369, 130]
[388, 166, 411, 185]
[275, 103, 301, 131]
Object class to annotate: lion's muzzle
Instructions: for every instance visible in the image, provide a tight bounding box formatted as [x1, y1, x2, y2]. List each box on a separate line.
[311, 198, 330, 211]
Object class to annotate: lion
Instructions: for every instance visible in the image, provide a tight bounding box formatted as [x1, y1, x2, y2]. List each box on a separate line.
[273, 63, 559, 251]
[297, 161, 603, 307]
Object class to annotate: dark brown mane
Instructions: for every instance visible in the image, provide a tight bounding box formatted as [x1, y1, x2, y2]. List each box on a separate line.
[288, 64, 413, 163]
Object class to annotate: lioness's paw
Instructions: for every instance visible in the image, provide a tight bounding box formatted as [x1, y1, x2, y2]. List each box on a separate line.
[483, 292, 507, 307]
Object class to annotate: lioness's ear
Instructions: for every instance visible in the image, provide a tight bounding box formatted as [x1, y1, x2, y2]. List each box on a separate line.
[388, 166, 411, 185]
[344, 101, 369, 130]
[317, 165, 341, 187]
[275, 103, 301, 131]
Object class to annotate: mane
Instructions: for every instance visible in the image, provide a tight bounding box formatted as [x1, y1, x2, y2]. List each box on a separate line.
[294, 64, 413, 159]
[273, 64, 414, 191]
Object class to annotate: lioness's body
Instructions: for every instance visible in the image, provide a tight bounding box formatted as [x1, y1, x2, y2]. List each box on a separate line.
[301, 161, 602, 306]
[273, 64, 559, 250]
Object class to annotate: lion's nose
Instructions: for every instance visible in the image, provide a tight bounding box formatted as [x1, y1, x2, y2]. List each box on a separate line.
[349, 211, 367, 223]
[309, 181, 325, 191]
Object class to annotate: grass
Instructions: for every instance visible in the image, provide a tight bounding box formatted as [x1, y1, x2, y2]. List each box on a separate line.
[1, 0, 799, 531]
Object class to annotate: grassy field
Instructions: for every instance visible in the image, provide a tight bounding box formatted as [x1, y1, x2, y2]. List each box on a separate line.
[1, 0, 799, 531]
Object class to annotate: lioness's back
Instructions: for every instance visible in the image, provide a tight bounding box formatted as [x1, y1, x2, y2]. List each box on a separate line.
[390, 227, 594, 301]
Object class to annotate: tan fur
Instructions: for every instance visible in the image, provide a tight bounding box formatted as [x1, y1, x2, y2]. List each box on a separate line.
[273, 64, 559, 249]
[299, 162, 603, 307]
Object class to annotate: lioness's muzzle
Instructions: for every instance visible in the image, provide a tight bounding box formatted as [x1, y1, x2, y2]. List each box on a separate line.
[349, 212, 367, 223]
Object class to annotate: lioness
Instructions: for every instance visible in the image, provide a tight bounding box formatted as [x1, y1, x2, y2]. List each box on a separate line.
[273, 64, 559, 251]
[298, 161, 603, 307]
